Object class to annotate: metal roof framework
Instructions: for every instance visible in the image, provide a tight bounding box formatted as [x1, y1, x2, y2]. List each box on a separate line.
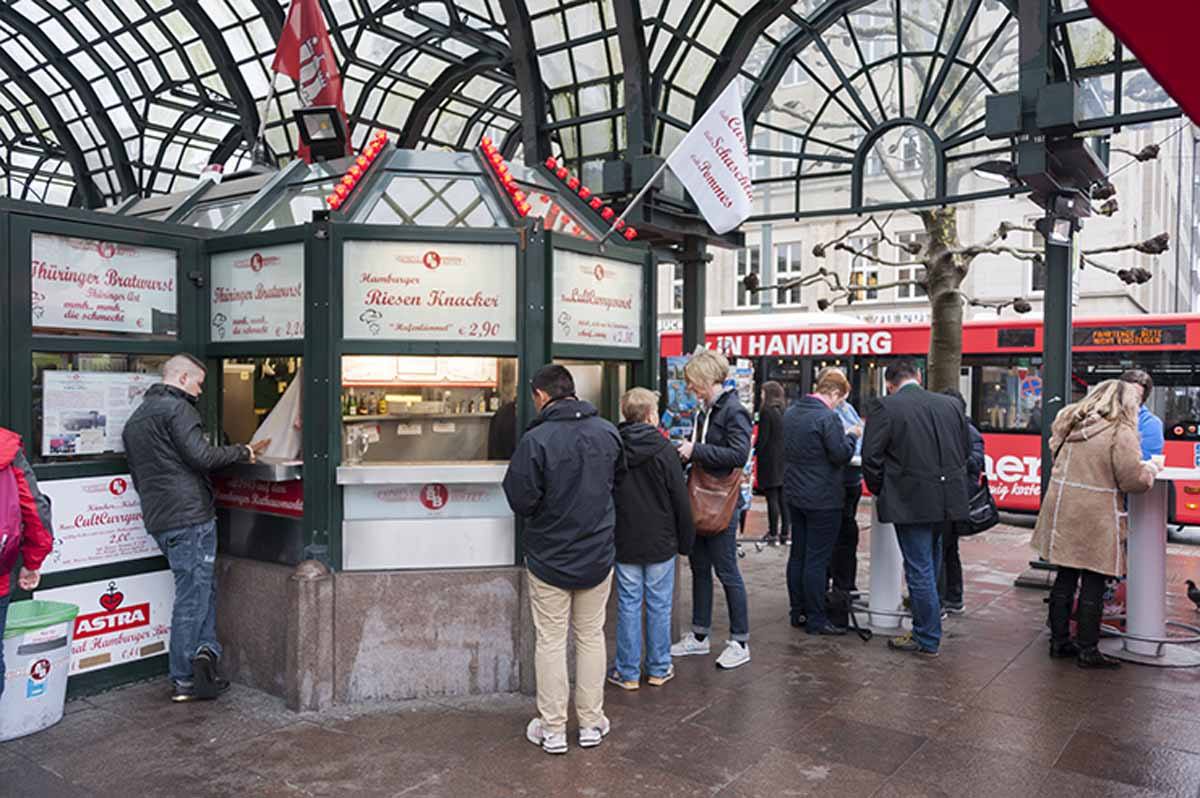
[0, 0, 1180, 217]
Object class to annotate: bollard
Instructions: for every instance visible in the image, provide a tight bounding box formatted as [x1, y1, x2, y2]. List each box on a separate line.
[867, 502, 905, 632]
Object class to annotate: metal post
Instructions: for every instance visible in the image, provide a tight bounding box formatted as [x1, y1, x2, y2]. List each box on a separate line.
[681, 234, 708, 354]
[1040, 211, 1074, 496]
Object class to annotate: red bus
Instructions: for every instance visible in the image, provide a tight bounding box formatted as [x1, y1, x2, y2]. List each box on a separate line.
[661, 313, 1200, 525]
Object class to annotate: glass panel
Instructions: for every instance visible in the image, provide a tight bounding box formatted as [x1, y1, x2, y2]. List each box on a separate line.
[340, 356, 519, 462]
[360, 176, 499, 228]
[249, 180, 338, 231]
[32, 352, 170, 464]
[181, 197, 249, 229]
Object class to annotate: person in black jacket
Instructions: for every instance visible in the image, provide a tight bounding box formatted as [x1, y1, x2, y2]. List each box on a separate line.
[784, 368, 861, 634]
[937, 388, 986, 615]
[122, 354, 267, 702]
[755, 381, 788, 545]
[503, 365, 625, 754]
[862, 360, 971, 657]
[670, 348, 753, 670]
[608, 388, 695, 691]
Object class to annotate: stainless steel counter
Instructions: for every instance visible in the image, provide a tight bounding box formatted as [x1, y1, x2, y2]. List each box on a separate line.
[223, 457, 304, 482]
[336, 461, 507, 485]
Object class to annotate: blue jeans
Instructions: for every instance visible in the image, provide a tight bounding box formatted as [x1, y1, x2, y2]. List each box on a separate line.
[787, 507, 841, 630]
[894, 523, 943, 652]
[613, 560, 676, 681]
[689, 510, 750, 642]
[156, 520, 222, 686]
[0, 593, 8, 700]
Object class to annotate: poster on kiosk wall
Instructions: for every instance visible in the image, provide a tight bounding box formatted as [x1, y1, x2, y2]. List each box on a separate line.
[38, 475, 160, 574]
[552, 250, 643, 347]
[209, 243, 305, 341]
[35, 570, 175, 676]
[342, 240, 518, 341]
[41, 371, 159, 457]
[31, 233, 178, 336]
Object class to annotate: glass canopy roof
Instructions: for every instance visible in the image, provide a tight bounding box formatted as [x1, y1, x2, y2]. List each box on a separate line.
[0, 0, 1179, 221]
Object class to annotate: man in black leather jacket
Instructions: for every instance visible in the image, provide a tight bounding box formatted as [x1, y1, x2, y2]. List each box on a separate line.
[122, 354, 267, 702]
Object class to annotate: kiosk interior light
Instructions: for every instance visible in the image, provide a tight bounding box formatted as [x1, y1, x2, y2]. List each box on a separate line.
[326, 130, 390, 211]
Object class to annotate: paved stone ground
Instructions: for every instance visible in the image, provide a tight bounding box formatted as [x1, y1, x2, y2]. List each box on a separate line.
[6, 503, 1200, 797]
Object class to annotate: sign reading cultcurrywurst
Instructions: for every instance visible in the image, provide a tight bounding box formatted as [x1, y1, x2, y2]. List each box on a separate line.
[343, 241, 517, 341]
[209, 243, 305, 341]
[553, 250, 643, 347]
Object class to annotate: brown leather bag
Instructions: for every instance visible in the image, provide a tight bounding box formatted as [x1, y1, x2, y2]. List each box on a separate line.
[687, 408, 743, 536]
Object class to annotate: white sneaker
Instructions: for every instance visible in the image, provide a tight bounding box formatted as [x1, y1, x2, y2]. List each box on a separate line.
[578, 716, 611, 748]
[715, 641, 751, 670]
[670, 633, 711, 657]
[526, 717, 567, 754]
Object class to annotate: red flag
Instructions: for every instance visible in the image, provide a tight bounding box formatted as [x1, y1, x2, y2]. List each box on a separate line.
[1087, 0, 1200, 125]
[272, 0, 351, 162]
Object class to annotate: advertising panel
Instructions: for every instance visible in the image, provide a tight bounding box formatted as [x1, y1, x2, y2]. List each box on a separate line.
[553, 250, 643, 347]
[41, 371, 159, 457]
[38, 475, 159, 573]
[209, 243, 305, 341]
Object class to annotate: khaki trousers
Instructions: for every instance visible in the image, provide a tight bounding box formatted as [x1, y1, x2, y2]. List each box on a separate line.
[527, 569, 613, 735]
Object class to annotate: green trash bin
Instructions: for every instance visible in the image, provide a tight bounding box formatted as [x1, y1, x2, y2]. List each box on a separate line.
[1, 600, 79, 742]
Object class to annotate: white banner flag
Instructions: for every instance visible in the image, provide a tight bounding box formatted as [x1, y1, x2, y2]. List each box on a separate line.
[665, 82, 754, 234]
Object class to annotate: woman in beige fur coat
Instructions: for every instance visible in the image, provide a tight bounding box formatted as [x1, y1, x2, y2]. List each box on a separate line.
[1032, 379, 1161, 669]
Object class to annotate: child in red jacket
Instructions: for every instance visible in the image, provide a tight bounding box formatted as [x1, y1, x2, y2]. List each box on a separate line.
[0, 428, 54, 699]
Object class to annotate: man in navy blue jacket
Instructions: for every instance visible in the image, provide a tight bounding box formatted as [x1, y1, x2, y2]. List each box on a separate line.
[503, 364, 625, 755]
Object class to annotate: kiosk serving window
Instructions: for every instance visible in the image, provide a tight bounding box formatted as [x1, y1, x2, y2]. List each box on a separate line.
[340, 356, 518, 463]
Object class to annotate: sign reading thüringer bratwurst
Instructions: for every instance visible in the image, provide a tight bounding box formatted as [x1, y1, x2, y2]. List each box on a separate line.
[553, 250, 643, 347]
[31, 233, 178, 336]
[38, 475, 160, 574]
[209, 243, 305, 341]
[343, 241, 517, 341]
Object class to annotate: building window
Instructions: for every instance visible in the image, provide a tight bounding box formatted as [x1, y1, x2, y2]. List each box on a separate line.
[736, 245, 761, 308]
[750, 132, 769, 180]
[783, 59, 807, 87]
[672, 263, 684, 312]
[1029, 218, 1047, 292]
[849, 235, 879, 302]
[896, 231, 928, 300]
[775, 242, 803, 306]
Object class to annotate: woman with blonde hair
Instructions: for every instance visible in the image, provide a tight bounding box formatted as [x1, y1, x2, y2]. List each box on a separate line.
[671, 348, 753, 670]
[1033, 379, 1161, 669]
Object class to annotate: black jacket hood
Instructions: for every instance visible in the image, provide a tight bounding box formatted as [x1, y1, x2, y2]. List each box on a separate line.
[529, 397, 598, 428]
[618, 422, 670, 467]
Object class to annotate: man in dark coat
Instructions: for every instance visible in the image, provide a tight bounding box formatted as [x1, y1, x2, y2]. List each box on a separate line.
[122, 354, 267, 702]
[503, 364, 625, 754]
[937, 388, 986, 614]
[862, 360, 971, 656]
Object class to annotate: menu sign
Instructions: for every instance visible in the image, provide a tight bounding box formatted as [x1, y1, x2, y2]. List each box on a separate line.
[38, 475, 159, 574]
[209, 243, 305, 341]
[343, 241, 517, 341]
[36, 570, 174, 675]
[1072, 324, 1187, 348]
[31, 233, 178, 335]
[42, 371, 159, 457]
[553, 250, 643, 347]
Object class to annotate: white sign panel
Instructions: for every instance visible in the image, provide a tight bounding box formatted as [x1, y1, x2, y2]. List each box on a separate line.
[209, 243, 305, 341]
[343, 240, 517, 341]
[344, 482, 511, 520]
[31, 233, 178, 335]
[39, 475, 159, 574]
[553, 250, 643, 347]
[42, 371, 159, 457]
[35, 570, 174, 676]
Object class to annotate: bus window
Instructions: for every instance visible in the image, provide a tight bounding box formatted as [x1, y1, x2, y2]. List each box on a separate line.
[1161, 387, 1200, 439]
[977, 363, 1043, 433]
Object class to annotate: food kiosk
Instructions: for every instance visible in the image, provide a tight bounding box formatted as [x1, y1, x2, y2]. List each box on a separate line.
[0, 138, 656, 708]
